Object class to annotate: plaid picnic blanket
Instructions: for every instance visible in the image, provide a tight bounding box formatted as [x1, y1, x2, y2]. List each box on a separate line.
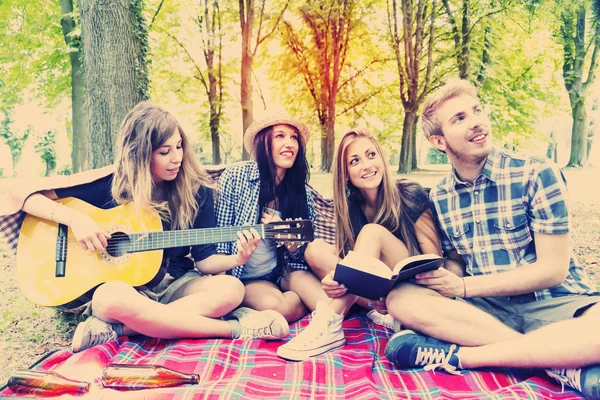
[0, 311, 582, 399]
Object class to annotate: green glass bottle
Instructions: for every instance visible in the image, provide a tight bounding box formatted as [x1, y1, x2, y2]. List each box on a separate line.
[101, 364, 199, 390]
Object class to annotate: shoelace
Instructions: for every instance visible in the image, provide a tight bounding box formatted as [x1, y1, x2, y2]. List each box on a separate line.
[89, 329, 117, 347]
[416, 344, 461, 375]
[240, 321, 274, 339]
[283, 310, 332, 347]
[547, 368, 582, 393]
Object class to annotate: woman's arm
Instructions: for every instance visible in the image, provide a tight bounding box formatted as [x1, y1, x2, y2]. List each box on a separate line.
[22, 190, 110, 251]
[414, 209, 442, 256]
[195, 228, 260, 275]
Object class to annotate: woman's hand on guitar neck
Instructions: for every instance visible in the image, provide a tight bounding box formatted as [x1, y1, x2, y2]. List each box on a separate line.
[233, 227, 260, 265]
[261, 211, 298, 253]
[69, 212, 112, 252]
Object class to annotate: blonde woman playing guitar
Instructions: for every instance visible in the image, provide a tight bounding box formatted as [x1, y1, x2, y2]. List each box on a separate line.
[20, 102, 290, 353]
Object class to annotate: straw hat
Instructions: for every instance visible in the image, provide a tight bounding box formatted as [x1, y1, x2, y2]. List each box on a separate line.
[243, 112, 310, 154]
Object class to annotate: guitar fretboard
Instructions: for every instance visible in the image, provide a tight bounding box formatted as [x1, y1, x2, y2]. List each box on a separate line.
[127, 224, 265, 252]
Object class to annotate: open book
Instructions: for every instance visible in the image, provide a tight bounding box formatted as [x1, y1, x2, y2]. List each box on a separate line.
[333, 251, 446, 300]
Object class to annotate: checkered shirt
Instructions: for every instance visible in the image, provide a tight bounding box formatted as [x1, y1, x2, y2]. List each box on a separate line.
[215, 161, 317, 279]
[430, 147, 595, 300]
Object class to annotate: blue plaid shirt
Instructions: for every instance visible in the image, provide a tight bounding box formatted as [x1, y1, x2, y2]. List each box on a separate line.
[215, 161, 316, 279]
[430, 147, 595, 300]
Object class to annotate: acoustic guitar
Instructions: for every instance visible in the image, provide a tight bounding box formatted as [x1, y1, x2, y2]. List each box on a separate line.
[16, 197, 314, 307]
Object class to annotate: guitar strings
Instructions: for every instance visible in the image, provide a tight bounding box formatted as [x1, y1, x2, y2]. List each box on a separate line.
[59, 224, 309, 252]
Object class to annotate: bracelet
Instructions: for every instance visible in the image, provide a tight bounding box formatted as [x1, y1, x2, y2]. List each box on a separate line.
[461, 277, 467, 299]
[49, 203, 60, 222]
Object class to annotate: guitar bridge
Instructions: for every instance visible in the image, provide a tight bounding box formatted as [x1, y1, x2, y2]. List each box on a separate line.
[55, 223, 68, 277]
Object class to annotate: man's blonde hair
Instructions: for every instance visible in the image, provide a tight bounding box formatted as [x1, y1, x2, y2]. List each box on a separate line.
[420, 80, 478, 139]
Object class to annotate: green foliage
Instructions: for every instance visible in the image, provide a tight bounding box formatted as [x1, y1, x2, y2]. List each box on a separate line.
[426, 147, 449, 164]
[0, 109, 29, 171]
[475, 3, 564, 144]
[0, 0, 70, 109]
[34, 130, 56, 176]
[146, 0, 237, 156]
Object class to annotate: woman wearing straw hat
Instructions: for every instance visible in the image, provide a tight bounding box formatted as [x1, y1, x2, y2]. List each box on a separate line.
[213, 112, 320, 323]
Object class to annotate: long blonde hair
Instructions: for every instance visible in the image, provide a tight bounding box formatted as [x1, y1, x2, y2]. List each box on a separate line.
[112, 101, 212, 230]
[333, 129, 401, 256]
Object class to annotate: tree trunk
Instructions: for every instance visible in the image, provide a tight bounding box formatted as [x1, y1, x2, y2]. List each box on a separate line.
[398, 110, 417, 174]
[568, 98, 587, 167]
[321, 101, 336, 172]
[240, 0, 254, 161]
[459, 0, 470, 80]
[411, 114, 418, 171]
[241, 51, 253, 161]
[209, 68, 221, 164]
[60, 0, 88, 173]
[79, 0, 149, 168]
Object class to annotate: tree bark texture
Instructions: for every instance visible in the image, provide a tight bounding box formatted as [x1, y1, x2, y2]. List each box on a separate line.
[399, 110, 417, 174]
[240, 0, 254, 161]
[79, 0, 149, 168]
[560, 3, 600, 167]
[201, 0, 223, 165]
[60, 0, 88, 172]
[568, 98, 587, 167]
[389, 0, 436, 173]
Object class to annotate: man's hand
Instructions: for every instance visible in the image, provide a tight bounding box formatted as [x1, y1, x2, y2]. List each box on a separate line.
[414, 267, 464, 298]
[322, 271, 347, 298]
[234, 227, 261, 265]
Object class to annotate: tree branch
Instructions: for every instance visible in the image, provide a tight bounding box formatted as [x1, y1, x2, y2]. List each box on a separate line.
[157, 27, 209, 94]
[148, 0, 165, 31]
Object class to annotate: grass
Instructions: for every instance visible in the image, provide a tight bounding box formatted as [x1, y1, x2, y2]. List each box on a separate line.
[0, 166, 598, 384]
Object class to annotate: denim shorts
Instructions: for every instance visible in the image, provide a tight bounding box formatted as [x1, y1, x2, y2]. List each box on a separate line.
[240, 266, 283, 287]
[78, 270, 202, 317]
[457, 292, 600, 333]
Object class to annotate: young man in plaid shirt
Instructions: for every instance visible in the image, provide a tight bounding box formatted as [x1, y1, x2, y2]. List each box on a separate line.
[384, 80, 600, 399]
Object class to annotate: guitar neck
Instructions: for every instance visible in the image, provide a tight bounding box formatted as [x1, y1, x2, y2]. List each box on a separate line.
[127, 224, 265, 252]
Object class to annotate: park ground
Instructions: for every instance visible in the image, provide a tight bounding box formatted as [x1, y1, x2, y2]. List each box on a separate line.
[0, 167, 598, 384]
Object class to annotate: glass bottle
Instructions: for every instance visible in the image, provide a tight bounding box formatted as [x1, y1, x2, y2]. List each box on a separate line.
[8, 369, 90, 395]
[101, 364, 199, 390]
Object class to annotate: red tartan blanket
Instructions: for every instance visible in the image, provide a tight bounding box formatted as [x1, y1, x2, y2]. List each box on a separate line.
[0, 312, 582, 399]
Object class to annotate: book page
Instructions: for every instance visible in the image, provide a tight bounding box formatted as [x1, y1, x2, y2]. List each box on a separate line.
[392, 253, 443, 274]
[341, 251, 393, 279]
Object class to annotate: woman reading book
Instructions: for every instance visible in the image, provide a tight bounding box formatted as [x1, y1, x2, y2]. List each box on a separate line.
[214, 112, 317, 323]
[277, 128, 444, 361]
[19, 102, 289, 353]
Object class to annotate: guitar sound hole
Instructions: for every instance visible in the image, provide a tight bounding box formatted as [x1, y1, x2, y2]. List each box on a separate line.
[106, 232, 131, 257]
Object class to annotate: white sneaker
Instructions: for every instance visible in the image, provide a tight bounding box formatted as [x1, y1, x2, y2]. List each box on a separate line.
[277, 301, 346, 361]
[231, 307, 289, 340]
[366, 310, 402, 333]
[71, 316, 118, 353]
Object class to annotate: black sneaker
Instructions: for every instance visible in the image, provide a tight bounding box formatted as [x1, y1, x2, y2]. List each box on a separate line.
[385, 330, 461, 374]
[547, 366, 600, 399]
